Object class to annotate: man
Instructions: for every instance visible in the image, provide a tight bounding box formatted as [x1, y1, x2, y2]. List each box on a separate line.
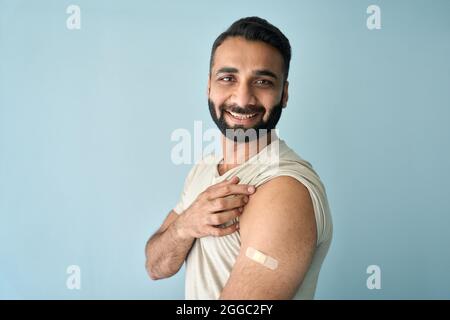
[145, 17, 332, 299]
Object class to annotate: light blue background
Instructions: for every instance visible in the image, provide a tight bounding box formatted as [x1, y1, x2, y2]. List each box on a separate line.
[1, 0, 449, 299]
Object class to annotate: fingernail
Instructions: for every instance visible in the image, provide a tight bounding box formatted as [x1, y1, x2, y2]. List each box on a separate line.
[236, 223, 240, 229]
[248, 186, 255, 193]
[244, 196, 249, 203]
[239, 207, 243, 212]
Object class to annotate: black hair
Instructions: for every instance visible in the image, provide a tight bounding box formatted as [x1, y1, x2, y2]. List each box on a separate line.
[209, 17, 291, 81]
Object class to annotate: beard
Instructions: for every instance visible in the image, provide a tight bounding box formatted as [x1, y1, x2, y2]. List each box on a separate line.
[208, 94, 283, 143]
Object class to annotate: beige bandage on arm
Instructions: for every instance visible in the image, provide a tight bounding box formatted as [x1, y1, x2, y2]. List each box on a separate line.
[245, 247, 279, 270]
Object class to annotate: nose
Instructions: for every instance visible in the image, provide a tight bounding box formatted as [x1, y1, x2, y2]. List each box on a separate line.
[230, 82, 257, 108]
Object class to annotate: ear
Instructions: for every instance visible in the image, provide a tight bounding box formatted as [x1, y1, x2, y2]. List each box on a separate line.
[282, 80, 289, 108]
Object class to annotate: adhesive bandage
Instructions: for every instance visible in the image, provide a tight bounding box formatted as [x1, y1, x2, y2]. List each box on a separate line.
[245, 247, 278, 270]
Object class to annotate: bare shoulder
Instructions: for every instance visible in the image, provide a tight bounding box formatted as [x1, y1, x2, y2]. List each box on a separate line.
[239, 175, 317, 244]
[219, 176, 318, 299]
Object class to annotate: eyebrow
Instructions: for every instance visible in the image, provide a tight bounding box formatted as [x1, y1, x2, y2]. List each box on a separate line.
[254, 69, 278, 80]
[216, 67, 239, 75]
[215, 67, 278, 80]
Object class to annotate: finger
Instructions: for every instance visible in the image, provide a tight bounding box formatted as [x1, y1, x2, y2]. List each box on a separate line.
[210, 194, 248, 212]
[207, 183, 255, 200]
[207, 222, 240, 237]
[202, 176, 240, 200]
[207, 208, 242, 226]
[214, 175, 240, 187]
[225, 175, 240, 184]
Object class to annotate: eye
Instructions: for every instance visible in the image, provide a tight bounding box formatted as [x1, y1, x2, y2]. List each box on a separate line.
[219, 76, 235, 82]
[255, 79, 273, 87]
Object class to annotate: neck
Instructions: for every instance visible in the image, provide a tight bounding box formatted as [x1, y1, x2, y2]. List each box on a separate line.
[217, 130, 278, 176]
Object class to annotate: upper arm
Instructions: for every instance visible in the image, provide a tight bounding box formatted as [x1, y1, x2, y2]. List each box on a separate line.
[220, 176, 317, 299]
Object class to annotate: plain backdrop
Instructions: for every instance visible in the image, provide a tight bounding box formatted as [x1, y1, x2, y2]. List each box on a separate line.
[1, 0, 449, 299]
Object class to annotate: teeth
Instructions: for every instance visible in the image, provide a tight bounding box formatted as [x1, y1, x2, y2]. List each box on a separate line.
[228, 111, 257, 119]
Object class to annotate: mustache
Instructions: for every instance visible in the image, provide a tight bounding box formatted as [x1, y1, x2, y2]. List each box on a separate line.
[221, 104, 265, 115]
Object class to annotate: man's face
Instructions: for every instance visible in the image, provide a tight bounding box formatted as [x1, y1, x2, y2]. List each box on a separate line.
[208, 36, 289, 141]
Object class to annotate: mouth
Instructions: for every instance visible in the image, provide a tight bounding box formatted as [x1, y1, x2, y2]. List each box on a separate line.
[224, 110, 261, 125]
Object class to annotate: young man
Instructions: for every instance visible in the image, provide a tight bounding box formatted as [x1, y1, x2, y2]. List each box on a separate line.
[145, 17, 333, 299]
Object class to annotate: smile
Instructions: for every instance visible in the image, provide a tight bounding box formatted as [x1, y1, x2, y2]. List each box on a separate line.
[226, 110, 259, 120]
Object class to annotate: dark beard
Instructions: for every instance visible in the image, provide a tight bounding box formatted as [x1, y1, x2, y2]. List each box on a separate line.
[208, 95, 283, 143]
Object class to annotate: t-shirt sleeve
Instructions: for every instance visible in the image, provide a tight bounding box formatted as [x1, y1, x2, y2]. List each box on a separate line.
[254, 161, 333, 247]
[173, 165, 197, 215]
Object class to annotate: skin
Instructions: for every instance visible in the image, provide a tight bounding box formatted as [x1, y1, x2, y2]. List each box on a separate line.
[219, 176, 317, 299]
[208, 37, 289, 173]
[145, 176, 254, 280]
[145, 37, 317, 299]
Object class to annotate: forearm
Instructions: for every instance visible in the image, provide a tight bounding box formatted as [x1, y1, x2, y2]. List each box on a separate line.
[145, 218, 195, 280]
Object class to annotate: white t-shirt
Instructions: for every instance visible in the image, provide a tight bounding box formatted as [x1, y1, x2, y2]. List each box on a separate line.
[174, 138, 333, 299]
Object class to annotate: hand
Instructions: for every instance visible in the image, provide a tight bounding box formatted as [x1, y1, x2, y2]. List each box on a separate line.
[175, 176, 255, 239]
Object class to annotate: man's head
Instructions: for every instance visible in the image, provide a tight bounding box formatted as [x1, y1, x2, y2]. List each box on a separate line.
[207, 17, 291, 142]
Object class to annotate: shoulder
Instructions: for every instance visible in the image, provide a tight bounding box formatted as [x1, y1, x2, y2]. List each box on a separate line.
[249, 140, 332, 245]
[229, 176, 317, 298]
[239, 176, 317, 249]
[253, 139, 320, 188]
